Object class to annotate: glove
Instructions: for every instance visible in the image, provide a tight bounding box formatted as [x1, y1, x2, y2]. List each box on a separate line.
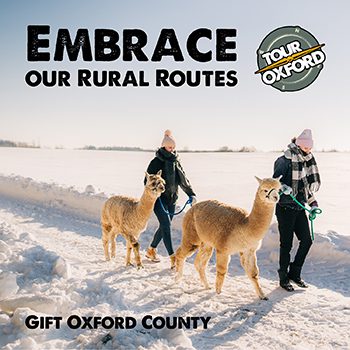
[280, 184, 292, 195]
[309, 201, 319, 213]
[189, 196, 197, 205]
[309, 202, 322, 221]
[310, 201, 318, 208]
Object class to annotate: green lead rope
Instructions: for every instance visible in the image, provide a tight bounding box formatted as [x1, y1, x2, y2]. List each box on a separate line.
[279, 192, 323, 241]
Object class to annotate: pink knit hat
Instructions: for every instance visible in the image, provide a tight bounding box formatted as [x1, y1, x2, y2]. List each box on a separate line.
[161, 130, 176, 148]
[295, 129, 313, 149]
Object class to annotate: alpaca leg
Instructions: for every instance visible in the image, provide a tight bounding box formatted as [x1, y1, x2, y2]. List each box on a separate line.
[194, 243, 213, 289]
[175, 245, 185, 282]
[215, 252, 230, 294]
[132, 242, 143, 268]
[102, 237, 110, 261]
[241, 250, 267, 300]
[239, 251, 246, 268]
[175, 210, 200, 282]
[125, 241, 133, 266]
[102, 223, 112, 261]
[175, 243, 199, 282]
[127, 235, 143, 269]
[111, 232, 117, 258]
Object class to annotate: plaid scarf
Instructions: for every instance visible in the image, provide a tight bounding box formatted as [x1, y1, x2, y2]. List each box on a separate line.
[284, 143, 321, 204]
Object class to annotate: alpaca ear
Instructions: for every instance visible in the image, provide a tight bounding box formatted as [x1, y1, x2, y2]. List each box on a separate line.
[255, 176, 262, 184]
[145, 172, 150, 180]
[157, 170, 162, 176]
[277, 175, 283, 181]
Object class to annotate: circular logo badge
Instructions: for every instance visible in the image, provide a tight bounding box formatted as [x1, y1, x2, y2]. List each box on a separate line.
[255, 26, 326, 92]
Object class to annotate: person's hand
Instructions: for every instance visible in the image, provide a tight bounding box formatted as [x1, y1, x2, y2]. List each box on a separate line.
[310, 201, 319, 212]
[280, 184, 292, 195]
[189, 196, 197, 205]
[309, 201, 322, 220]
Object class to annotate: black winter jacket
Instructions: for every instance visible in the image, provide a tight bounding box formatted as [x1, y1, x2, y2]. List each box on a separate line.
[145, 148, 195, 204]
[273, 155, 307, 210]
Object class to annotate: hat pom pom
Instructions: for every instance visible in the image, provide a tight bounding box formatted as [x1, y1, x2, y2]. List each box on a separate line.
[164, 129, 172, 137]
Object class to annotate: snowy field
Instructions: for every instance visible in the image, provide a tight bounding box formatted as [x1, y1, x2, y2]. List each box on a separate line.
[0, 148, 349, 349]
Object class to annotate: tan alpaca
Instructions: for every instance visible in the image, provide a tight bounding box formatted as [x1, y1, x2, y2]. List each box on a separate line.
[175, 177, 281, 300]
[101, 171, 165, 268]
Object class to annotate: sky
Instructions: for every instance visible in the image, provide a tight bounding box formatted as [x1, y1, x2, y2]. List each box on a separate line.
[0, 0, 349, 151]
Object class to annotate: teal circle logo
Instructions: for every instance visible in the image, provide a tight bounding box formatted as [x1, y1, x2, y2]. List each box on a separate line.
[255, 26, 326, 92]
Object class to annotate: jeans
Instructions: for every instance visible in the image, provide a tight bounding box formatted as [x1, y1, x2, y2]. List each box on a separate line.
[276, 205, 313, 277]
[150, 198, 176, 256]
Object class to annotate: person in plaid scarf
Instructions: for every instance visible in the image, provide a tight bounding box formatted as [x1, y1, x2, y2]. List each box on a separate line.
[273, 129, 321, 292]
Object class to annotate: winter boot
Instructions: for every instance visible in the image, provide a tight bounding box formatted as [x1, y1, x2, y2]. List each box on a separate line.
[278, 269, 294, 292]
[288, 264, 308, 288]
[170, 255, 176, 269]
[145, 247, 160, 263]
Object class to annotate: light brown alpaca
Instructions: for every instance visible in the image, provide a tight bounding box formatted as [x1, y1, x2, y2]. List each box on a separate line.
[101, 171, 165, 268]
[175, 177, 281, 300]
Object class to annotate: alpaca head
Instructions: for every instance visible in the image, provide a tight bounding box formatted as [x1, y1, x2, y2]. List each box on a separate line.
[254, 176, 281, 204]
[145, 170, 166, 197]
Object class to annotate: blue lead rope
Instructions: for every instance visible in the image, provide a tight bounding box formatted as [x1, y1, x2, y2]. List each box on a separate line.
[159, 197, 192, 216]
[280, 191, 323, 241]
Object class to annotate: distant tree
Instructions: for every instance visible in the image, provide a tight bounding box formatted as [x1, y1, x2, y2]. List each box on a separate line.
[0, 139, 17, 147]
[238, 146, 257, 153]
[0, 139, 39, 148]
[83, 145, 97, 150]
[218, 146, 232, 152]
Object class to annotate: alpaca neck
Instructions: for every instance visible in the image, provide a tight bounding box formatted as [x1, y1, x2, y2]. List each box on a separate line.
[247, 194, 275, 241]
[137, 188, 157, 221]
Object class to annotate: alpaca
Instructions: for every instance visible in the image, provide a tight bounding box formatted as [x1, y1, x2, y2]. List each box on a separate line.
[175, 177, 281, 300]
[101, 170, 165, 268]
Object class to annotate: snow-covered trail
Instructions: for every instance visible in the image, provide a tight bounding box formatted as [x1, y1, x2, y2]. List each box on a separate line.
[1, 195, 350, 350]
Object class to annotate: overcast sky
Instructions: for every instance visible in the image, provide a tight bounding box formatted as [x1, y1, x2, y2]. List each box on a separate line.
[0, 0, 349, 151]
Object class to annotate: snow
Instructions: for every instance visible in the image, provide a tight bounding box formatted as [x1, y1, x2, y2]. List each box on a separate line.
[0, 273, 19, 300]
[53, 257, 71, 279]
[0, 148, 349, 349]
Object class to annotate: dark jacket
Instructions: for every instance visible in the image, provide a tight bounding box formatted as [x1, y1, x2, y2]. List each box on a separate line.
[146, 148, 195, 204]
[273, 155, 306, 210]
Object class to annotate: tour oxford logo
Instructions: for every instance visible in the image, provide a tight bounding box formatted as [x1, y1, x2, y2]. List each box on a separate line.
[255, 26, 326, 92]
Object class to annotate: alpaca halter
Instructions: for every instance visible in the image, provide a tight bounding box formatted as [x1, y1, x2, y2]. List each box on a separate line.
[266, 188, 279, 200]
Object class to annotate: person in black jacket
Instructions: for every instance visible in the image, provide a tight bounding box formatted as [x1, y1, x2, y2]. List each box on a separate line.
[145, 130, 196, 269]
[273, 129, 321, 291]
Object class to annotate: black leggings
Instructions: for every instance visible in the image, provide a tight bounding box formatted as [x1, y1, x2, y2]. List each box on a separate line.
[150, 198, 176, 256]
[276, 205, 313, 274]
